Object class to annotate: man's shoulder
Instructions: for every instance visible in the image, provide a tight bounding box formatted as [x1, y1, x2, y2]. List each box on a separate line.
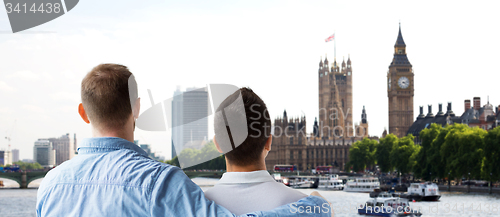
[40, 151, 180, 190]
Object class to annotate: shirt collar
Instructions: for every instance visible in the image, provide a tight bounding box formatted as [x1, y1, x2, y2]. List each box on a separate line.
[217, 170, 275, 184]
[77, 137, 149, 158]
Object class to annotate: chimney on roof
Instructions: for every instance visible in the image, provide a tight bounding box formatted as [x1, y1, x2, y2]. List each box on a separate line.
[473, 97, 481, 110]
[465, 99, 471, 111]
[446, 102, 455, 117]
[436, 103, 445, 116]
[426, 105, 434, 118]
[417, 106, 425, 119]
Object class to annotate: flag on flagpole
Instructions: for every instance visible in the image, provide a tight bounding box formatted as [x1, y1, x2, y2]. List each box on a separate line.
[325, 33, 335, 42]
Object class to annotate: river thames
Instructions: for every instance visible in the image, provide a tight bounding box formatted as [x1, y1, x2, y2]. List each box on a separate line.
[1, 178, 500, 216]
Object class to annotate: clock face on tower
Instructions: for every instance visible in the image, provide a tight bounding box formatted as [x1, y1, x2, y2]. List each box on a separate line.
[398, 76, 409, 89]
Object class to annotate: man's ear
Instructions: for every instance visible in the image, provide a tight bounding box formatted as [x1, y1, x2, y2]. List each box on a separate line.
[213, 136, 223, 153]
[264, 136, 272, 152]
[133, 97, 141, 119]
[78, 103, 90, 124]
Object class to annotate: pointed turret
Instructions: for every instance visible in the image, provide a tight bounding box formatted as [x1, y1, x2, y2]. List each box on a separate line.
[390, 23, 412, 66]
[347, 54, 351, 65]
[333, 57, 338, 73]
[361, 105, 367, 124]
[395, 23, 406, 47]
[319, 56, 323, 67]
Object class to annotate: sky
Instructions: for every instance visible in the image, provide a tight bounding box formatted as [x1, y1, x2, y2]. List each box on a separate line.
[0, 0, 499, 160]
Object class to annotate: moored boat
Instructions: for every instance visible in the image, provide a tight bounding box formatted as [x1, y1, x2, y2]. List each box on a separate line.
[358, 193, 422, 216]
[318, 174, 344, 190]
[344, 177, 380, 193]
[287, 176, 319, 188]
[394, 182, 441, 201]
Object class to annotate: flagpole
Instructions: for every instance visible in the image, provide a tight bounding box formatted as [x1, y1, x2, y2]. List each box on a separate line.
[334, 31, 336, 61]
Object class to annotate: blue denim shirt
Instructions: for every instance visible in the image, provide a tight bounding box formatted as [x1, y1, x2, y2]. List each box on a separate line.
[36, 137, 331, 217]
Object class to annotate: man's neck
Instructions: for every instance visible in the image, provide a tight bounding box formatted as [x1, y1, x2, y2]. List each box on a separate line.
[226, 160, 267, 172]
[91, 125, 134, 143]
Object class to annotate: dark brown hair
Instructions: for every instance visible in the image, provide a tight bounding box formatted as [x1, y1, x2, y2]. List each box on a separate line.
[214, 87, 271, 166]
[81, 64, 138, 130]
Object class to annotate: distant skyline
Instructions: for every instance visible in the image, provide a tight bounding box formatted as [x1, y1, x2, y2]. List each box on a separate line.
[0, 0, 499, 160]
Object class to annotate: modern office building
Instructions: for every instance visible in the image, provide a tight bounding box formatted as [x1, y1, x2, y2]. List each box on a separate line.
[171, 87, 209, 158]
[0, 150, 12, 165]
[33, 140, 56, 167]
[0, 150, 4, 165]
[171, 87, 184, 159]
[39, 133, 75, 165]
[11, 149, 19, 163]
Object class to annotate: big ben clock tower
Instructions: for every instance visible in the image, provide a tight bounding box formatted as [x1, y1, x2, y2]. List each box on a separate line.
[387, 24, 414, 138]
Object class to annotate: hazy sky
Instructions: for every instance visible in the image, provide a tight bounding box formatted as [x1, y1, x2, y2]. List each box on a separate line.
[0, 0, 499, 160]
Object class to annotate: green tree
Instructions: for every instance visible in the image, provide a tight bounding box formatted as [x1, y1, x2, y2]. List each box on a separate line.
[481, 126, 500, 182]
[390, 134, 418, 176]
[164, 156, 180, 167]
[168, 142, 226, 170]
[348, 138, 377, 172]
[376, 134, 397, 173]
[413, 123, 441, 180]
[428, 125, 451, 180]
[441, 124, 486, 180]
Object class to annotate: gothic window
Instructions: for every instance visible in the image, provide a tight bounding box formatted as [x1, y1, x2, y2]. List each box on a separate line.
[290, 151, 293, 159]
[298, 151, 302, 159]
[289, 137, 294, 145]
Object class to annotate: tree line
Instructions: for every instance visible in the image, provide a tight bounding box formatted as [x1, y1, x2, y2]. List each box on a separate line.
[163, 141, 226, 170]
[347, 123, 500, 182]
[0, 161, 44, 170]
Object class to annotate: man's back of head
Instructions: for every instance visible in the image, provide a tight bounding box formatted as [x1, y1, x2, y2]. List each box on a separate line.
[79, 64, 139, 138]
[208, 88, 309, 215]
[214, 87, 272, 168]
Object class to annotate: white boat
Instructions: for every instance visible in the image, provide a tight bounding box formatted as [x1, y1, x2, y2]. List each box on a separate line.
[318, 174, 344, 190]
[344, 177, 380, 193]
[404, 182, 441, 201]
[358, 192, 422, 216]
[287, 176, 319, 188]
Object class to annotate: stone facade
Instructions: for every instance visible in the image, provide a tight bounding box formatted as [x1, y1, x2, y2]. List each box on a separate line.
[265, 113, 356, 171]
[318, 55, 353, 138]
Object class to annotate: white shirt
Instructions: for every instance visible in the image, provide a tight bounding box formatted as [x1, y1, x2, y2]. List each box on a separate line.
[204, 170, 308, 215]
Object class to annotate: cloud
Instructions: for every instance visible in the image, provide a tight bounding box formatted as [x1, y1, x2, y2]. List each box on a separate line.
[7, 70, 40, 80]
[0, 106, 14, 114]
[50, 92, 80, 103]
[0, 81, 16, 92]
[21, 104, 45, 113]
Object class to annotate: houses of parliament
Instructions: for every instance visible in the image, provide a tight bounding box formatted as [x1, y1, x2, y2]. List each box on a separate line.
[265, 25, 413, 171]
